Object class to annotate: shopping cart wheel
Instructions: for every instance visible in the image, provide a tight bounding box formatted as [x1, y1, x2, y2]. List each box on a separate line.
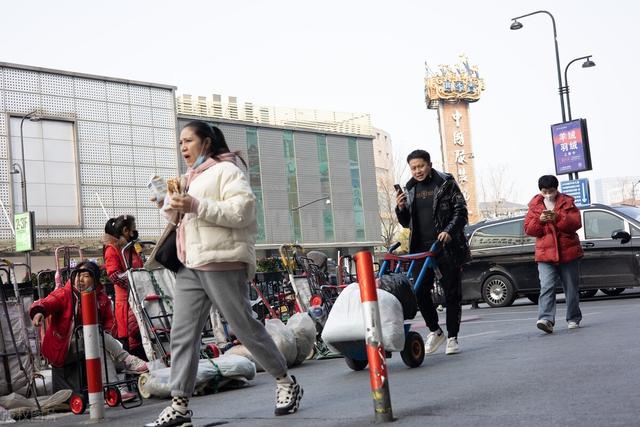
[104, 386, 121, 407]
[69, 392, 87, 415]
[400, 331, 425, 368]
[345, 357, 368, 371]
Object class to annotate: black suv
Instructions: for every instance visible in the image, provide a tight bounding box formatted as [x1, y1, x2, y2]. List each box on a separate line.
[462, 204, 640, 307]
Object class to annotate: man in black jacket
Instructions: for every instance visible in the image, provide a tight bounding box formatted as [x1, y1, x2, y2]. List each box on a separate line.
[395, 149, 470, 355]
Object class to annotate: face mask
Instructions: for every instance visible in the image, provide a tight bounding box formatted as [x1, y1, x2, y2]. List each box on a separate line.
[191, 141, 209, 169]
[542, 192, 557, 202]
[129, 230, 139, 242]
[191, 155, 206, 169]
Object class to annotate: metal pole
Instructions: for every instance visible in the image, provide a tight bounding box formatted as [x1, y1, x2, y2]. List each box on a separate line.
[81, 289, 105, 420]
[512, 11, 567, 122]
[563, 55, 593, 122]
[354, 250, 393, 423]
[19, 112, 36, 271]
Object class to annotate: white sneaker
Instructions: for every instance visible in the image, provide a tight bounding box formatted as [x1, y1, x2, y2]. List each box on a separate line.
[445, 337, 459, 355]
[144, 405, 192, 427]
[275, 375, 303, 416]
[123, 354, 149, 374]
[424, 331, 445, 354]
[567, 321, 580, 330]
[536, 319, 554, 334]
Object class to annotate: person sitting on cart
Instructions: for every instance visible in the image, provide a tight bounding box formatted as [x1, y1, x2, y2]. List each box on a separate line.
[29, 261, 148, 398]
[103, 215, 146, 359]
[395, 149, 471, 356]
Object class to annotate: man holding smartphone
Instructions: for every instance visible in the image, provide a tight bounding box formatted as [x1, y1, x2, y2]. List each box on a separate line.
[524, 175, 583, 334]
[395, 149, 470, 355]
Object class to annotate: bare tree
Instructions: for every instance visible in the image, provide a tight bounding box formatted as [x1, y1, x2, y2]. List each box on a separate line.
[479, 163, 515, 219]
[377, 149, 409, 249]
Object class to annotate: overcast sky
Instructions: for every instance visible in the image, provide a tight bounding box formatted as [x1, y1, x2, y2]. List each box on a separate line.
[2, 0, 638, 203]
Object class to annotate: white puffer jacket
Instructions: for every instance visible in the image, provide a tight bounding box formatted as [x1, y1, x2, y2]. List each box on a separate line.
[182, 161, 257, 278]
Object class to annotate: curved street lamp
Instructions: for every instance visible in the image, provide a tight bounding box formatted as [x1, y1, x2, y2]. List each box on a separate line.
[290, 196, 331, 211]
[510, 10, 567, 122]
[563, 55, 596, 121]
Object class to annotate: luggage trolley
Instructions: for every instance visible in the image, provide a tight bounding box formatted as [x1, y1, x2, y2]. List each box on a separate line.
[332, 242, 443, 371]
[0, 262, 43, 406]
[122, 240, 173, 366]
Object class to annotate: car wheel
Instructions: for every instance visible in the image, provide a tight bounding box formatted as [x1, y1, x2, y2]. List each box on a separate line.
[579, 289, 598, 298]
[600, 288, 625, 296]
[482, 274, 516, 308]
[526, 294, 539, 304]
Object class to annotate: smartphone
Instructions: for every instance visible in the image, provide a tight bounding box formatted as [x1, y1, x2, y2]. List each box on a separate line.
[394, 184, 403, 194]
[543, 209, 554, 215]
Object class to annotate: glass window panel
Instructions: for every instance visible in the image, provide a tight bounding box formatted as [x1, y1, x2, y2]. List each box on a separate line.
[584, 211, 625, 239]
[470, 220, 524, 249]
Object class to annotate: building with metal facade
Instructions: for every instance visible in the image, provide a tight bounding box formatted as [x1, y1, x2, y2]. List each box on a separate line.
[177, 114, 381, 257]
[0, 62, 178, 260]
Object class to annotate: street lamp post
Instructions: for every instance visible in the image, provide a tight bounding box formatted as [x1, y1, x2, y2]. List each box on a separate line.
[563, 55, 596, 122]
[562, 55, 596, 180]
[511, 10, 567, 122]
[290, 196, 331, 211]
[16, 110, 41, 270]
[289, 196, 331, 245]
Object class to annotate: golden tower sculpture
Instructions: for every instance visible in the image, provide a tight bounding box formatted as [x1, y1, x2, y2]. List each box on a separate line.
[425, 55, 485, 224]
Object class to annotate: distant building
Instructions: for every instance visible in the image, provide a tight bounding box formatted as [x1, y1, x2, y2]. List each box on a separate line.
[176, 94, 382, 258]
[592, 176, 640, 205]
[372, 128, 397, 247]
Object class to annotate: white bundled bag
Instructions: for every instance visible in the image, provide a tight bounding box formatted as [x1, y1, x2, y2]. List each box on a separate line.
[264, 318, 297, 367]
[285, 313, 316, 365]
[321, 283, 405, 352]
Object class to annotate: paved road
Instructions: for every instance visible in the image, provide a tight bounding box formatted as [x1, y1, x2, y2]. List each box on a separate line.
[26, 292, 640, 426]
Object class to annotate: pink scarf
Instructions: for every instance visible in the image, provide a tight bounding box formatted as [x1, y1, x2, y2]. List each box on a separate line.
[176, 153, 238, 264]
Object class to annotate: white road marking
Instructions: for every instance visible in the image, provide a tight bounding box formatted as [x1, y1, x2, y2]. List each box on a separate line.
[460, 331, 498, 338]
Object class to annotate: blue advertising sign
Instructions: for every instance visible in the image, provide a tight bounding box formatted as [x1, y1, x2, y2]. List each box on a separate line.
[551, 119, 593, 175]
[561, 178, 591, 207]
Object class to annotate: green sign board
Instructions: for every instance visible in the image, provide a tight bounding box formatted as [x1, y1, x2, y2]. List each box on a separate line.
[15, 212, 35, 252]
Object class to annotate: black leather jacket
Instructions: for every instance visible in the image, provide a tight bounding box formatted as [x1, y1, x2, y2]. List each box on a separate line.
[395, 170, 471, 265]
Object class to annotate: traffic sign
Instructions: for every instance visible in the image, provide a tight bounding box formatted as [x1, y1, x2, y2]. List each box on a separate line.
[561, 178, 591, 207]
[14, 211, 36, 252]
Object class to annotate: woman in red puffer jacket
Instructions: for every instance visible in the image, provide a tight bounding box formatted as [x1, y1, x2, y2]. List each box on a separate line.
[524, 175, 583, 335]
[103, 215, 145, 358]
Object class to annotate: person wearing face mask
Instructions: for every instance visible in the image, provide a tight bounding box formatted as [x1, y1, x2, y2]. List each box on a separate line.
[103, 215, 145, 357]
[524, 175, 583, 334]
[395, 149, 471, 356]
[29, 261, 147, 399]
[145, 120, 303, 427]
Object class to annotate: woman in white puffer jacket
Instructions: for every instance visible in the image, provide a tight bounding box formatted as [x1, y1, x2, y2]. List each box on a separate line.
[145, 121, 303, 427]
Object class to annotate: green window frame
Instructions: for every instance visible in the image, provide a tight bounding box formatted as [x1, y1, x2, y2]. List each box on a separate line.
[283, 130, 302, 243]
[246, 127, 266, 243]
[316, 135, 334, 241]
[348, 137, 366, 240]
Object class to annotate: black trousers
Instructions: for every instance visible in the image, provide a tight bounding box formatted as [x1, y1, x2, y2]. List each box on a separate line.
[414, 256, 462, 338]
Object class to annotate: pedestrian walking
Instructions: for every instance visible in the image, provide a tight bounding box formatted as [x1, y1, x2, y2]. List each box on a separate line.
[103, 215, 145, 359]
[395, 149, 470, 355]
[524, 175, 583, 333]
[145, 120, 302, 427]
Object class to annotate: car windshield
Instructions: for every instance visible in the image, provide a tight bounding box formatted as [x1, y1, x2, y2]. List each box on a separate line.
[611, 205, 640, 222]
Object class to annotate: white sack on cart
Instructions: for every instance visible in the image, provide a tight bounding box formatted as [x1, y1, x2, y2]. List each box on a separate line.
[286, 313, 316, 365]
[321, 283, 405, 352]
[139, 355, 255, 399]
[264, 319, 297, 367]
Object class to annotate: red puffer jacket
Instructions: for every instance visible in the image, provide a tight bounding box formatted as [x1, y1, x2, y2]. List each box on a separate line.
[524, 193, 583, 264]
[103, 243, 143, 341]
[29, 280, 114, 368]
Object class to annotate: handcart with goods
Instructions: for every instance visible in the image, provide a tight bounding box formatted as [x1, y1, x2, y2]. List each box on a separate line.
[278, 244, 345, 324]
[322, 242, 443, 371]
[124, 240, 224, 367]
[0, 261, 44, 407]
[64, 322, 143, 415]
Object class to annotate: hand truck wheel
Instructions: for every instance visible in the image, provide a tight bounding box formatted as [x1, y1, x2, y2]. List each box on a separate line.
[69, 392, 87, 415]
[400, 331, 425, 368]
[104, 386, 121, 407]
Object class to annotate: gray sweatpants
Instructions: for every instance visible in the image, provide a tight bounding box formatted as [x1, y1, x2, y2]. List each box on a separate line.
[170, 267, 287, 397]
